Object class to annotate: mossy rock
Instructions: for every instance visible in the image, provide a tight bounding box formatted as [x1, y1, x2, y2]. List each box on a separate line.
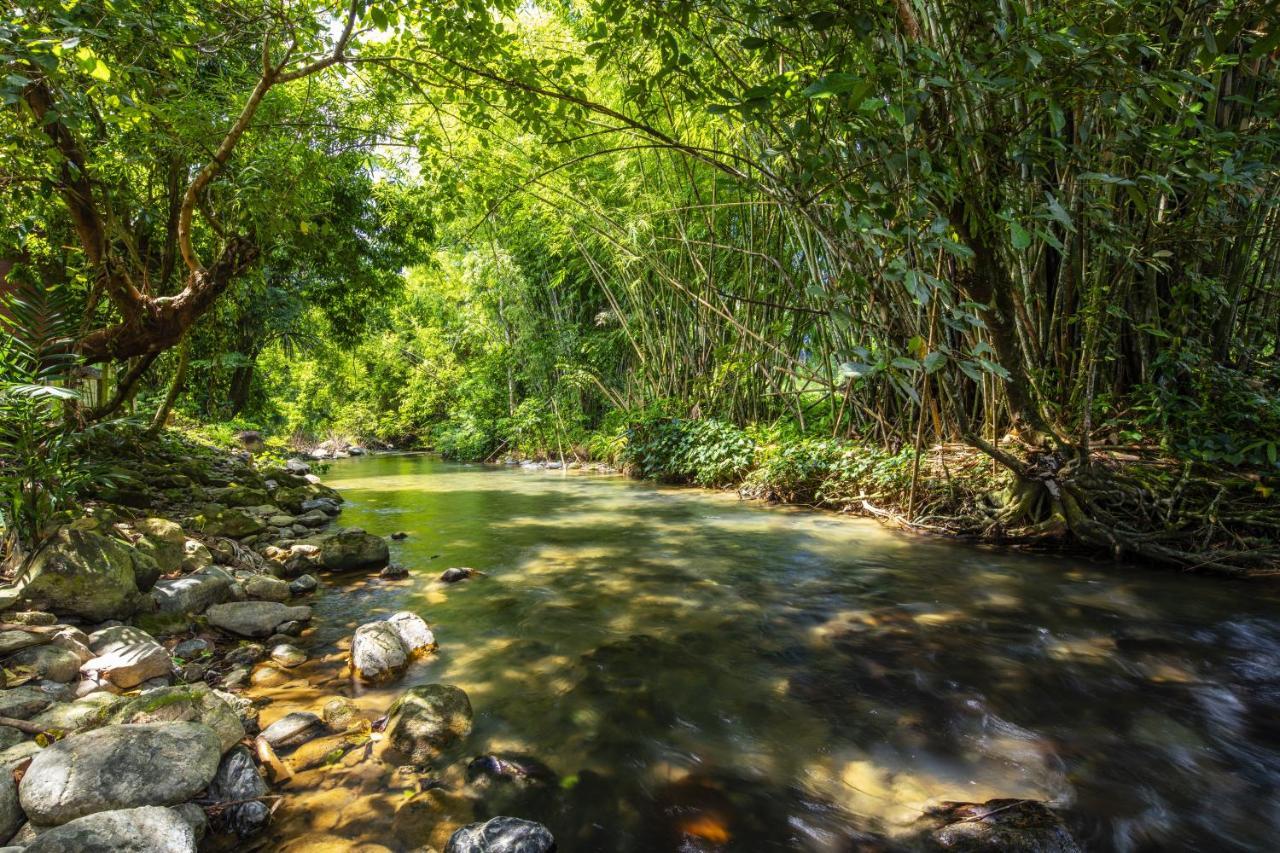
[207, 485, 271, 509]
[107, 684, 245, 753]
[20, 527, 146, 622]
[186, 504, 265, 539]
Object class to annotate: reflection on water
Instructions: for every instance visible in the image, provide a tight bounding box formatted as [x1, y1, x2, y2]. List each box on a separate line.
[259, 454, 1280, 852]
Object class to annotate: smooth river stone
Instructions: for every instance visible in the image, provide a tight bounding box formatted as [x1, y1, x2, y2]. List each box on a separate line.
[21, 805, 197, 853]
[446, 816, 555, 853]
[18, 722, 222, 825]
[205, 602, 311, 638]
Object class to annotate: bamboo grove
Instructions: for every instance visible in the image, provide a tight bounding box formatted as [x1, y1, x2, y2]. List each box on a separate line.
[4, 0, 1280, 573]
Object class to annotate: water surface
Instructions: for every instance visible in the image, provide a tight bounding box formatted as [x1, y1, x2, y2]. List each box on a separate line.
[262, 454, 1280, 852]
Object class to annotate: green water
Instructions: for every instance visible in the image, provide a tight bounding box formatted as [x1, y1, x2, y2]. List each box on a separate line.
[265, 453, 1280, 852]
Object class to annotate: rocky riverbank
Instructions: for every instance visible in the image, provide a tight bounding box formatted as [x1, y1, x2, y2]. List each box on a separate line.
[0, 428, 562, 852]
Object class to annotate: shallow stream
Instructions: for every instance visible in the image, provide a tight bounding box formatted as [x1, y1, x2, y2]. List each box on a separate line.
[260, 454, 1280, 852]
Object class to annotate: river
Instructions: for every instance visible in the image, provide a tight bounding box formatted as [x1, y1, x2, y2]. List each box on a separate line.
[259, 453, 1280, 852]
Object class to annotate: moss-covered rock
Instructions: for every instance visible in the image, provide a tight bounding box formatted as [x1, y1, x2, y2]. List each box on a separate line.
[207, 485, 271, 508]
[108, 684, 245, 753]
[386, 684, 473, 764]
[20, 528, 147, 622]
[132, 518, 213, 575]
[185, 504, 265, 539]
[316, 528, 388, 572]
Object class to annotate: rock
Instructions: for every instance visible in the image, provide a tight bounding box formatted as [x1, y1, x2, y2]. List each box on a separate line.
[10, 645, 81, 683]
[440, 567, 479, 584]
[285, 459, 311, 475]
[151, 566, 234, 616]
[260, 711, 322, 750]
[923, 799, 1082, 852]
[0, 767, 20, 844]
[28, 693, 126, 734]
[322, 697, 361, 732]
[380, 564, 409, 579]
[295, 510, 331, 528]
[22, 805, 198, 853]
[0, 741, 41, 771]
[270, 644, 307, 668]
[350, 622, 409, 683]
[267, 515, 296, 528]
[207, 485, 271, 509]
[0, 727, 24, 751]
[282, 544, 322, 576]
[18, 722, 221, 825]
[132, 518, 212, 575]
[0, 630, 46, 656]
[213, 690, 259, 731]
[390, 531, 408, 540]
[81, 628, 172, 690]
[47, 627, 94, 663]
[205, 602, 311, 639]
[301, 498, 341, 516]
[288, 574, 318, 595]
[179, 663, 207, 683]
[0, 611, 56, 626]
[208, 745, 270, 838]
[243, 576, 290, 603]
[386, 612, 436, 654]
[224, 644, 265, 667]
[221, 666, 250, 689]
[88, 625, 155, 655]
[445, 816, 555, 853]
[0, 687, 53, 720]
[172, 638, 212, 660]
[276, 620, 305, 636]
[19, 528, 148, 621]
[386, 684, 473, 764]
[107, 684, 245, 753]
[249, 665, 290, 688]
[318, 528, 389, 572]
[188, 505, 264, 539]
[171, 802, 208, 842]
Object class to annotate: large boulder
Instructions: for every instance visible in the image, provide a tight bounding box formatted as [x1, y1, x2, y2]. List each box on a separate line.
[922, 799, 1082, 852]
[318, 528, 388, 572]
[350, 622, 408, 683]
[132, 519, 213, 576]
[107, 684, 244, 753]
[18, 722, 222, 825]
[208, 745, 270, 838]
[19, 528, 147, 621]
[151, 566, 234, 615]
[386, 684, 472, 764]
[446, 816, 556, 853]
[205, 602, 312, 638]
[21, 805, 197, 853]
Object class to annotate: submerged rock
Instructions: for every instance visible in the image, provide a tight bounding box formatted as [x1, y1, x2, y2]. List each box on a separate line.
[386, 684, 473, 764]
[208, 745, 270, 838]
[440, 567, 480, 584]
[21, 805, 198, 853]
[922, 799, 1082, 852]
[260, 711, 323, 750]
[322, 697, 362, 732]
[446, 816, 555, 853]
[18, 722, 222, 825]
[270, 643, 307, 668]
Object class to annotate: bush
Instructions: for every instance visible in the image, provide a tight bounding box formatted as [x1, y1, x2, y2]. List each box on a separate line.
[621, 415, 755, 487]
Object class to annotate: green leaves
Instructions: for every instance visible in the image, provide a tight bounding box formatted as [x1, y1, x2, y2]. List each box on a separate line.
[802, 73, 868, 101]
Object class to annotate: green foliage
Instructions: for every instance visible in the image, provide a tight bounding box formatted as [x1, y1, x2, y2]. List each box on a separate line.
[621, 416, 755, 487]
[0, 277, 94, 564]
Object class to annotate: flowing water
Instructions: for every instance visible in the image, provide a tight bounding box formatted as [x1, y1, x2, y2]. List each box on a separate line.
[260, 454, 1280, 852]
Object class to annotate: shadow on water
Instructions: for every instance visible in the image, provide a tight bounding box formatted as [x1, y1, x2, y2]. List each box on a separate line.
[260, 455, 1280, 852]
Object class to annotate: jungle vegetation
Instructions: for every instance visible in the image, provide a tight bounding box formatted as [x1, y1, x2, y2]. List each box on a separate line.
[3, 0, 1280, 574]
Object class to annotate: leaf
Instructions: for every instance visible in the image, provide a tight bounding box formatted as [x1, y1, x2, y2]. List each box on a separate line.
[838, 361, 876, 379]
[1010, 221, 1031, 250]
[923, 351, 947, 373]
[802, 73, 867, 100]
